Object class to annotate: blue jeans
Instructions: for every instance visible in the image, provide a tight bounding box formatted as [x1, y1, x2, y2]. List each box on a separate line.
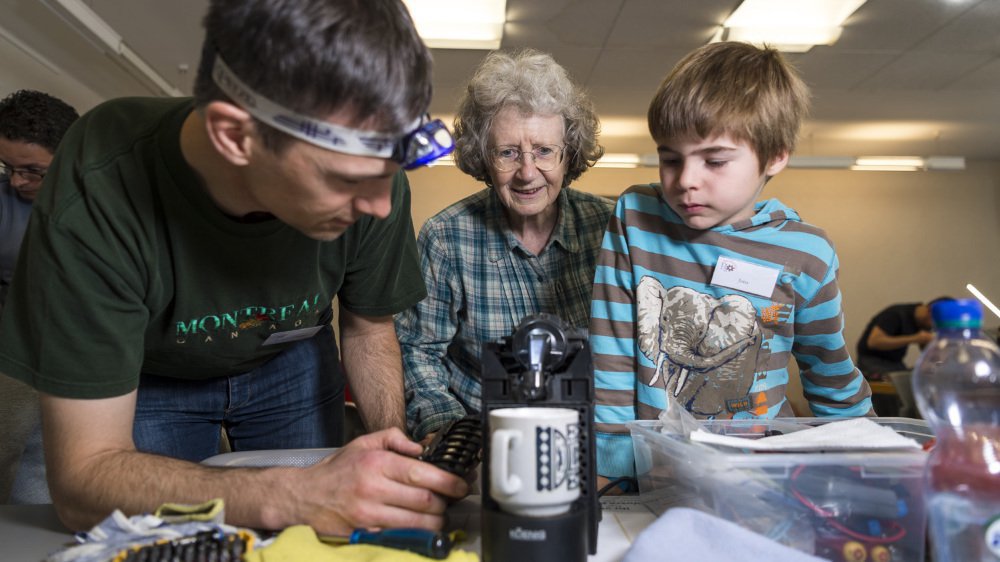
[134, 325, 346, 462]
[9, 418, 46, 504]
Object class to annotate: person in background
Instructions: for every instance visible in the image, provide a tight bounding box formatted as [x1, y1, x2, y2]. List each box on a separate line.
[856, 298, 952, 378]
[590, 41, 873, 488]
[0, 89, 79, 309]
[856, 297, 951, 417]
[395, 49, 613, 441]
[0, 0, 466, 533]
[0, 89, 78, 505]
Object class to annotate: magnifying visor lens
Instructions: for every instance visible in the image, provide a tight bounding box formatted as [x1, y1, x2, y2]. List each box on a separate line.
[399, 119, 455, 169]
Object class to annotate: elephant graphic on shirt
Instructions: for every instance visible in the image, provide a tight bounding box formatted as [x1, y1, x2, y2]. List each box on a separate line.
[636, 276, 763, 416]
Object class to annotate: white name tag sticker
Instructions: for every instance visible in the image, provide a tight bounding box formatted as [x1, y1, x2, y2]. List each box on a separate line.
[710, 256, 780, 298]
[261, 325, 324, 346]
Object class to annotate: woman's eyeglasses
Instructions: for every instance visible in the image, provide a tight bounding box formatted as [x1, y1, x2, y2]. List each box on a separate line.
[490, 145, 565, 172]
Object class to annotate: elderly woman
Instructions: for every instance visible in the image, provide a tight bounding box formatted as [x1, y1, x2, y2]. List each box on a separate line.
[395, 49, 613, 440]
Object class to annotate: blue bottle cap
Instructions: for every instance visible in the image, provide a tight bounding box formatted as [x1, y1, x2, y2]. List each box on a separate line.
[931, 298, 983, 329]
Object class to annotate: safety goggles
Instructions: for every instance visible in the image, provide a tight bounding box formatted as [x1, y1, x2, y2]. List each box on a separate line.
[211, 56, 453, 169]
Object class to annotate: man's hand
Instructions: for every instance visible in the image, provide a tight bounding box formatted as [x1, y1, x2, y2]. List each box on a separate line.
[291, 428, 468, 535]
[915, 329, 934, 347]
[867, 325, 933, 351]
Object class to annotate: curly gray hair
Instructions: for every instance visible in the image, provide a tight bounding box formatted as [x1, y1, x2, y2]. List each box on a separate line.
[452, 49, 603, 187]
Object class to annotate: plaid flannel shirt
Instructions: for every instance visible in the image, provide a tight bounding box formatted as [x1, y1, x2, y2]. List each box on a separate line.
[396, 187, 614, 439]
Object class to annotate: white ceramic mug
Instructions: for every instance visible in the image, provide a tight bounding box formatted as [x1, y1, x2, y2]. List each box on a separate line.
[488, 407, 581, 517]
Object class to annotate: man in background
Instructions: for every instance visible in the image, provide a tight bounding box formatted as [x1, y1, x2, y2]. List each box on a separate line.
[856, 298, 951, 378]
[0, 89, 78, 503]
[0, 89, 79, 309]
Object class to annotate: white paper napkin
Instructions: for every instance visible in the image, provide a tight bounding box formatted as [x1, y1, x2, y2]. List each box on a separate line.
[689, 418, 922, 452]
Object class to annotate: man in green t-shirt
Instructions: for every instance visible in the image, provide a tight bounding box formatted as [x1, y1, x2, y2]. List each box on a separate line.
[0, 0, 465, 535]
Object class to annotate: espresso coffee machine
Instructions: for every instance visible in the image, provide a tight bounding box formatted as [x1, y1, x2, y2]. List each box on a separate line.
[480, 313, 599, 561]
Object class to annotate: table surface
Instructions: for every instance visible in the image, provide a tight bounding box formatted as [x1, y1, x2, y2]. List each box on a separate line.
[0, 504, 72, 561]
[0, 497, 657, 562]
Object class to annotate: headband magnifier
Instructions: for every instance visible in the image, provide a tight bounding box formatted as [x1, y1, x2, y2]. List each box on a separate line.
[212, 56, 454, 169]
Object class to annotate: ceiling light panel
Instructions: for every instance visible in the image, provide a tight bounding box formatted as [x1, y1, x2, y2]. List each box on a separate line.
[718, 0, 867, 51]
[403, 0, 507, 50]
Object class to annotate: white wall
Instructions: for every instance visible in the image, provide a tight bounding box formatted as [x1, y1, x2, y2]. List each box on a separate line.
[407, 161, 1000, 414]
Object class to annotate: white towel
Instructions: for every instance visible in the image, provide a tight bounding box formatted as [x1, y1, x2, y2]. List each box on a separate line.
[624, 507, 826, 562]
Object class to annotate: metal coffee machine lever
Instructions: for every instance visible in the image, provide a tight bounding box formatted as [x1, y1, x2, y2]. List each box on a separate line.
[480, 313, 599, 561]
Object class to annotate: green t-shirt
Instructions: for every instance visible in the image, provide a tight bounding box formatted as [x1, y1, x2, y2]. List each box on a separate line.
[0, 97, 426, 399]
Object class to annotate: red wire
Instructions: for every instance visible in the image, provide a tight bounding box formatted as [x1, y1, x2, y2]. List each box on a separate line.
[789, 465, 907, 544]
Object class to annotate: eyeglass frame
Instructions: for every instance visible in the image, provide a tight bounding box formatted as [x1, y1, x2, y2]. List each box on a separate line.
[0, 161, 46, 183]
[489, 144, 566, 172]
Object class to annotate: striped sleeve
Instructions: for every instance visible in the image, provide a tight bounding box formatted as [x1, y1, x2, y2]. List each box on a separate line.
[791, 246, 873, 416]
[590, 191, 641, 478]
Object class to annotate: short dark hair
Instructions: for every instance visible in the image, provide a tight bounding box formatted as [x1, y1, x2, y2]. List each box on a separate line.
[0, 90, 79, 153]
[193, 0, 433, 153]
[648, 41, 810, 172]
[453, 49, 603, 188]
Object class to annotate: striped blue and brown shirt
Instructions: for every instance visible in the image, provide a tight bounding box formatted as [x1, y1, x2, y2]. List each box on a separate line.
[591, 184, 873, 478]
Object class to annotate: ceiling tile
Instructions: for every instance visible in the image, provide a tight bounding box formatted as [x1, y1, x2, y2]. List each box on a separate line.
[90, 0, 207, 95]
[794, 52, 904, 90]
[948, 58, 1000, 90]
[912, 0, 1000, 53]
[604, 0, 733, 49]
[505, 0, 624, 49]
[834, 0, 981, 52]
[857, 52, 994, 90]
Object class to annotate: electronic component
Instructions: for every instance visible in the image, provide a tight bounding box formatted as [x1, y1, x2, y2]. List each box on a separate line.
[117, 529, 252, 562]
[789, 466, 915, 561]
[792, 470, 904, 520]
[420, 415, 482, 478]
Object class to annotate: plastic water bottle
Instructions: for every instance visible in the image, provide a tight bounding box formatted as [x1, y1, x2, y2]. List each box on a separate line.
[912, 299, 1000, 561]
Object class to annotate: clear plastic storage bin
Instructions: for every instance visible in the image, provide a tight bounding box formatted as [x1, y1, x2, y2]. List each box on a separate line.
[629, 417, 931, 562]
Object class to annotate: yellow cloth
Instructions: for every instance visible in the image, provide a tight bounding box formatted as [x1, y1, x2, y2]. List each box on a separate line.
[245, 525, 479, 562]
[153, 498, 226, 524]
